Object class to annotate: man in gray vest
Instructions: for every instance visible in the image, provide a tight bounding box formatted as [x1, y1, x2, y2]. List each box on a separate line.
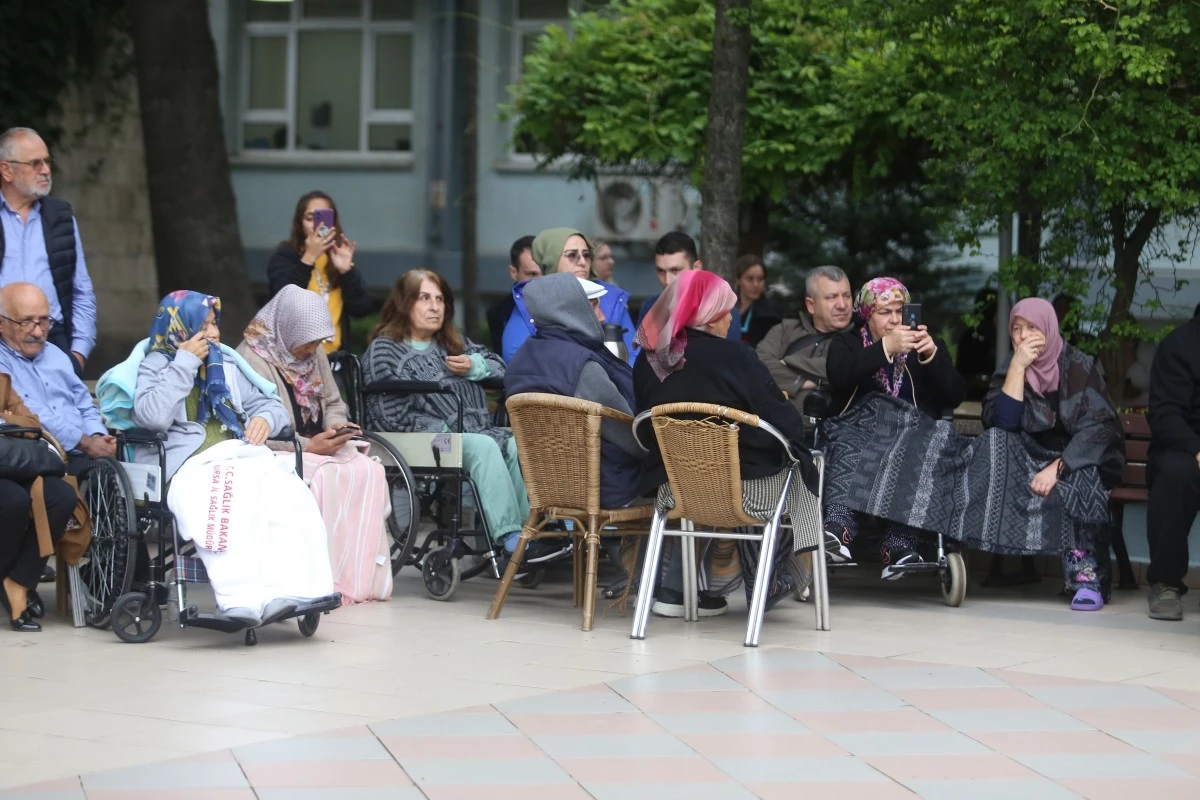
[755, 265, 853, 415]
[0, 127, 96, 378]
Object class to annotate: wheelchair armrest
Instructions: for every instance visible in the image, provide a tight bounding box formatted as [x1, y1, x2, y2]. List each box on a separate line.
[362, 379, 449, 396]
[121, 427, 168, 444]
[478, 375, 506, 392]
[269, 426, 297, 442]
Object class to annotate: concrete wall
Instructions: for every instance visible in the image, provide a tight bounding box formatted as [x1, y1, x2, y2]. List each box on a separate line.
[53, 76, 160, 374]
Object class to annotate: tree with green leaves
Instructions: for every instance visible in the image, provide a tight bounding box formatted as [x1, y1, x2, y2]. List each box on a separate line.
[873, 0, 1200, 398]
[508, 0, 886, 258]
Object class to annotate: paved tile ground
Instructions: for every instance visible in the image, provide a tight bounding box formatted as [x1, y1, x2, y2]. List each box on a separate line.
[0, 561, 1197, 798]
[7, 651, 1200, 799]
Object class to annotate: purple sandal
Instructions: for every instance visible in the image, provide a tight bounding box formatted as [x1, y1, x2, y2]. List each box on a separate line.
[1070, 587, 1104, 611]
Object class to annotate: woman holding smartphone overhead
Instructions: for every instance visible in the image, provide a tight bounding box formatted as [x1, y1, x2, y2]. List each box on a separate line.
[237, 286, 393, 603]
[268, 191, 372, 354]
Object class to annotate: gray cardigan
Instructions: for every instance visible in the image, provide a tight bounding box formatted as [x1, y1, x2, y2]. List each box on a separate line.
[132, 349, 290, 480]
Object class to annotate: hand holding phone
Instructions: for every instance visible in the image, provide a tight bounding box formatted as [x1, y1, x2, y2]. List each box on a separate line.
[332, 423, 361, 438]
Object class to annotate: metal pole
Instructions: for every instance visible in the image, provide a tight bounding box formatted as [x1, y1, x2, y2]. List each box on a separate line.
[995, 214, 1013, 366]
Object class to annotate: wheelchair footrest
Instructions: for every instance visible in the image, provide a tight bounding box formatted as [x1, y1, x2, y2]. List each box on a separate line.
[294, 593, 342, 615]
[181, 607, 253, 633]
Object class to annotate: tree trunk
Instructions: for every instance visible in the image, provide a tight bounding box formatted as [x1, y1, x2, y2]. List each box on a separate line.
[128, 0, 253, 335]
[738, 194, 771, 258]
[1101, 203, 1161, 404]
[457, 0, 480, 338]
[698, 0, 751, 280]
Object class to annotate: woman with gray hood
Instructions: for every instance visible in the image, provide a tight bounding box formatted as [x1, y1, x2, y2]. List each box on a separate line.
[505, 272, 643, 507]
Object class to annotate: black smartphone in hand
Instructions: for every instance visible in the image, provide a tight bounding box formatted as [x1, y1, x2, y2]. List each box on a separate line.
[902, 303, 922, 328]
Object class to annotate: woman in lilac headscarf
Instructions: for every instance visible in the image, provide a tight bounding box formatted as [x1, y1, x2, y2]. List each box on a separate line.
[978, 297, 1124, 610]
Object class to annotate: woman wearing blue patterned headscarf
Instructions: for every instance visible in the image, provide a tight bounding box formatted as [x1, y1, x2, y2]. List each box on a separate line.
[135, 290, 288, 480]
[148, 290, 246, 439]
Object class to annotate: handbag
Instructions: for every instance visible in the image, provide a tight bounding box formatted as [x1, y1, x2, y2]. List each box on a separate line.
[0, 423, 67, 481]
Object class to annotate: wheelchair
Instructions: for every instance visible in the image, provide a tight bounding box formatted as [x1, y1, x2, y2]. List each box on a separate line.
[331, 352, 527, 602]
[76, 427, 342, 645]
[803, 390, 967, 607]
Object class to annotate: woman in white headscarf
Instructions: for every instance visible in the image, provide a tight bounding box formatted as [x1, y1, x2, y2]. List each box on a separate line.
[237, 286, 392, 603]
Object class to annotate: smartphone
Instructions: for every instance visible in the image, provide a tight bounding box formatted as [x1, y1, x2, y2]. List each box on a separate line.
[312, 208, 336, 238]
[902, 303, 922, 328]
[333, 424, 360, 437]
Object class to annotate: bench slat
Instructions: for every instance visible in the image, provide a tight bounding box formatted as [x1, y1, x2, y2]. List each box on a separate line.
[1121, 413, 1151, 437]
[1121, 463, 1146, 488]
[1125, 439, 1149, 464]
[1111, 486, 1149, 504]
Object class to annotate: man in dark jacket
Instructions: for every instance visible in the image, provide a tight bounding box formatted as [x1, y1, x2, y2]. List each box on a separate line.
[505, 272, 643, 508]
[1145, 304, 1200, 621]
[756, 265, 853, 415]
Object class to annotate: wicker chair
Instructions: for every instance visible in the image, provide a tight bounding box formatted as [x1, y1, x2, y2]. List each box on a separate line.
[487, 392, 655, 631]
[629, 403, 829, 647]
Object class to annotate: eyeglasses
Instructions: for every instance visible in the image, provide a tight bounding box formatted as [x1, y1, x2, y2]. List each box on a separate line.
[0, 314, 52, 332]
[562, 249, 592, 264]
[4, 157, 52, 170]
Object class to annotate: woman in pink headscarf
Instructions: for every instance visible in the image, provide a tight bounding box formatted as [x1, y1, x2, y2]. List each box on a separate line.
[633, 270, 821, 619]
[978, 297, 1124, 610]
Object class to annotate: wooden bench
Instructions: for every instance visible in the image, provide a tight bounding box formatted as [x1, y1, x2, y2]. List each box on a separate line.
[1109, 413, 1149, 590]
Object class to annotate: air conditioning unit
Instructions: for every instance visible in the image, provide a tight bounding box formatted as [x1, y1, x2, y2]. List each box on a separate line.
[594, 177, 691, 243]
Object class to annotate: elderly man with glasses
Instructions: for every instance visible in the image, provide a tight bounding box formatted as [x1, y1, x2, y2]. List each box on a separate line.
[0, 127, 96, 379]
[0, 282, 113, 466]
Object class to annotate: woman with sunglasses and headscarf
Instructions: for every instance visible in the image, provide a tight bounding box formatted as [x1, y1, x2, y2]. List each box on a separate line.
[237, 286, 392, 604]
[501, 228, 637, 364]
[132, 291, 335, 628]
[820, 277, 967, 580]
[973, 297, 1123, 610]
[633, 269, 820, 619]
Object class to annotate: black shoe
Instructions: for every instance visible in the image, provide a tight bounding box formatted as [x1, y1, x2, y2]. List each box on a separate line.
[651, 588, 728, 618]
[881, 548, 924, 581]
[10, 610, 40, 632]
[517, 539, 573, 565]
[26, 590, 44, 620]
[763, 572, 798, 612]
[39, 564, 55, 583]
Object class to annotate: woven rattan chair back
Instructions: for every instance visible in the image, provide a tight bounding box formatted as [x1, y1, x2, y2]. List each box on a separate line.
[650, 403, 763, 529]
[506, 393, 604, 512]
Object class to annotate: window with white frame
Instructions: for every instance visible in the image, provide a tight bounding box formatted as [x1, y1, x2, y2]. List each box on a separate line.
[241, 0, 415, 156]
[509, 0, 608, 156]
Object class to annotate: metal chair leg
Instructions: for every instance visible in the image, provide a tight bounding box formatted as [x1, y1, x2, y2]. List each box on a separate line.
[680, 521, 698, 622]
[631, 510, 666, 639]
[745, 470, 792, 647]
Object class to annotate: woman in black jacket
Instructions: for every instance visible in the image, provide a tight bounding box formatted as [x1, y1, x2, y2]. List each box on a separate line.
[267, 191, 373, 354]
[822, 277, 967, 579]
[633, 269, 820, 619]
[734, 254, 783, 346]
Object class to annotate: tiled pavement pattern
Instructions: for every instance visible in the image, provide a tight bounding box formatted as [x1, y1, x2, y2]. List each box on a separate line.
[6, 649, 1200, 799]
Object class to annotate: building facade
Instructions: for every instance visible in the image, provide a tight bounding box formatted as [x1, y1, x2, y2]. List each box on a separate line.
[208, 0, 672, 306]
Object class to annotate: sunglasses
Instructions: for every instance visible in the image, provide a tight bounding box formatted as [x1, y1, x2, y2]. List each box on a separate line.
[562, 249, 592, 264]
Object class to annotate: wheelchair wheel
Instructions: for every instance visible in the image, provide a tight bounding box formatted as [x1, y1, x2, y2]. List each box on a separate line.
[80, 458, 138, 629]
[297, 612, 320, 637]
[941, 552, 967, 607]
[423, 545, 460, 601]
[112, 591, 161, 643]
[361, 432, 420, 576]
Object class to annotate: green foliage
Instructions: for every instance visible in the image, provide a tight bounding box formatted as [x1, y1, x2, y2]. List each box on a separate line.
[509, 0, 885, 202]
[0, 0, 132, 151]
[872, 0, 1200, 351]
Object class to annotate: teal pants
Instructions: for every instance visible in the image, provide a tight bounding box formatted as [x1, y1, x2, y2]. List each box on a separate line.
[461, 433, 529, 545]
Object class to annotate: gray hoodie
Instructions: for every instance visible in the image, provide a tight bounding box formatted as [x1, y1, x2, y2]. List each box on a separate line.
[521, 274, 642, 461]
